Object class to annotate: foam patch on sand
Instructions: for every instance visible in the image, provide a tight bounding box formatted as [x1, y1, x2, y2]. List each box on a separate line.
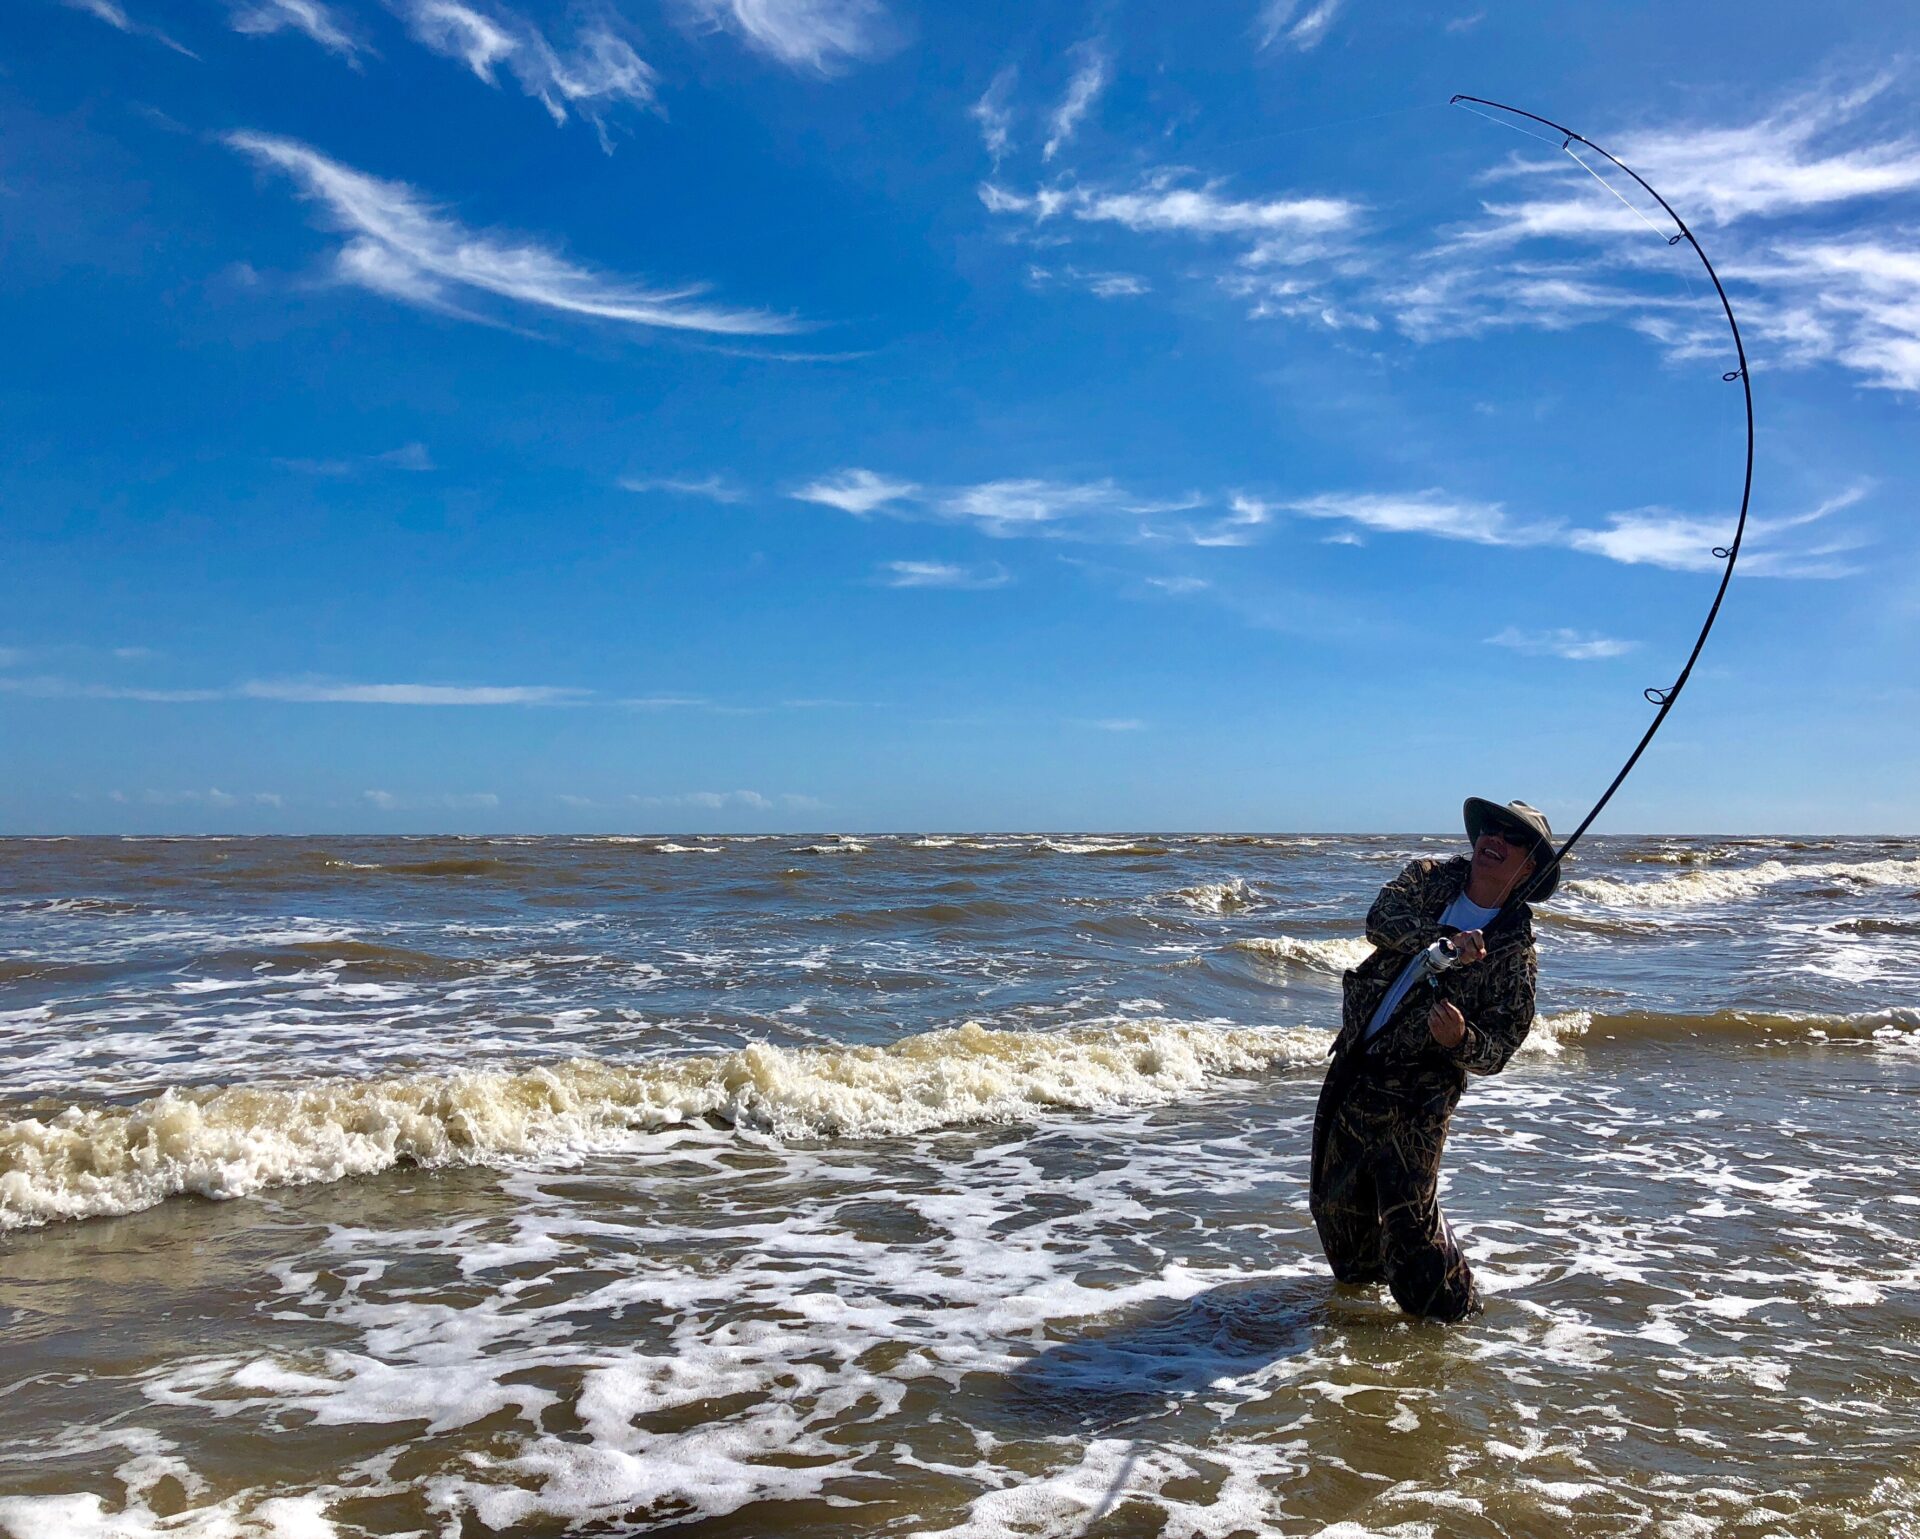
[0, 1018, 1325, 1232]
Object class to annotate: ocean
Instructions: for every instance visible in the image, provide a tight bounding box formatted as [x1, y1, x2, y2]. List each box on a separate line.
[2, 832, 1917, 1537]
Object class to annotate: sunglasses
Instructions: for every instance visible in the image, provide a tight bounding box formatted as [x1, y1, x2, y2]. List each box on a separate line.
[1480, 824, 1537, 849]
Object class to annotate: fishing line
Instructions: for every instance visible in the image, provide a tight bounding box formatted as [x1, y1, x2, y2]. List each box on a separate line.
[1561, 141, 1700, 302]
[1443, 95, 1757, 930]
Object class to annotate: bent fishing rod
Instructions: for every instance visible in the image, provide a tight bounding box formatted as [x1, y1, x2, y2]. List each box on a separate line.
[1426, 94, 1756, 975]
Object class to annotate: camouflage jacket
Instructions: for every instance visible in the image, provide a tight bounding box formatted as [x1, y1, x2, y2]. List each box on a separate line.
[1332, 856, 1538, 1085]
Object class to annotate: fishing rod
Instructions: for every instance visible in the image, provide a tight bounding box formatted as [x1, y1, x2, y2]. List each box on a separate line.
[1427, 94, 1756, 969]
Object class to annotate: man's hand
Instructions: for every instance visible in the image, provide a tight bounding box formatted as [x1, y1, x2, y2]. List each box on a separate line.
[1449, 929, 1488, 966]
[1429, 1000, 1467, 1050]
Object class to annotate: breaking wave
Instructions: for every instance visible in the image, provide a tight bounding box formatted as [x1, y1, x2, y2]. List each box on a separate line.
[1526, 1005, 1920, 1048]
[1034, 840, 1172, 857]
[1171, 878, 1260, 915]
[1231, 934, 1374, 974]
[0, 1019, 1324, 1233]
[1565, 857, 1920, 910]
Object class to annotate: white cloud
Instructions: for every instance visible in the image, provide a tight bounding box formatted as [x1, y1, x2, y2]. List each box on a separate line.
[1565, 487, 1868, 578]
[278, 441, 435, 475]
[791, 468, 919, 514]
[681, 0, 892, 74]
[878, 560, 1010, 589]
[987, 173, 1356, 240]
[797, 470, 1195, 540]
[1146, 576, 1209, 595]
[1044, 41, 1110, 162]
[1075, 717, 1145, 731]
[1288, 484, 1868, 577]
[971, 65, 1018, 163]
[378, 442, 435, 471]
[1409, 80, 1920, 392]
[362, 788, 497, 810]
[60, 0, 195, 54]
[1445, 11, 1485, 31]
[620, 694, 710, 709]
[634, 788, 793, 810]
[1486, 627, 1637, 661]
[242, 680, 584, 704]
[1183, 493, 1275, 548]
[939, 479, 1132, 536]
[0, 676, 224, 702]
[1026, 264, 1150, 299]
[228, 0, 363, 61]
[394, 0, 657, 145]
[1255, 0, 1343, 50]
[620, 473, 748, 503]
[229, 133, 796, 335]
[1288, 490, 1559, 547]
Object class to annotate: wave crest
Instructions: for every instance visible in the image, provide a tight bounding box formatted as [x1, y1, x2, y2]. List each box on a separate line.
[1566, 857, 1920, 909]
[1232, 935, 1374, 974]
[0, 1019, 1324, 1233]
[1172, 879, 1260, 915]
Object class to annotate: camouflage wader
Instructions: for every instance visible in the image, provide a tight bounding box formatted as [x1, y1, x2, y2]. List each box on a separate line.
[1309, 856, 1538, 1322]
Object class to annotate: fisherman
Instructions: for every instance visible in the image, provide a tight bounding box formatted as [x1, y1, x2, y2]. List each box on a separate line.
[1308, 798, 1558, 1322]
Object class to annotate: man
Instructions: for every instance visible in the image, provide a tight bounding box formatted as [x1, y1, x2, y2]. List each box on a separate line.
[1308, 798, 1558, 1322]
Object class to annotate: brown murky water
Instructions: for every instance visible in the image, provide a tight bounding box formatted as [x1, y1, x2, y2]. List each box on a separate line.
[3, 834, 1918, 1535]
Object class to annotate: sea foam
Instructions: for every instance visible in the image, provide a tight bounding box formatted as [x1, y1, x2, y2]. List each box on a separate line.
[1566, 857, 1920, 910]
[1232, 934, 1375, 974]
[0, 1018, 1325, 1232]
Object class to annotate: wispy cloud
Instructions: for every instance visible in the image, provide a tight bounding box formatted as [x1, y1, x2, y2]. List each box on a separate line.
[393, 0, 657, 146]
[680, 0, 893, 74]
[276, 442, 435, 476]
[111, 787, 282, 808]
[242, 680, 586, 704]
[792, 468, 920, 514]
[1182, 493, 1275, 548]
[1146, 576, 1210, 595]
[0, 676, 224, 702]
[620, 473, 749, 503]
[1254, 0, 1344, 50]
[985, 173, 1356, 241]
[1074, 717, 1145, 731]
[1486, 627, 1637, 661]
[939, 479, 1136, 536]
[1287, 485, 1869, 577]
[878, 560, 1010, 589]
[797, 471, 1197, 540]
[1564, 486, 1869, 577]
[228, 0, 363, 62]
[1027, 264, 1149, 299]
[971, 65, 1018, 164]
[364, 789, 500, 810]
[634, 788, 820, 810]
[1287, 490, 1559, 547]
[1044, 41, 1110, 162]
[229, 132, 798, 336]
[60, 0, 196, 55]
[1411, 79, 1920, 392]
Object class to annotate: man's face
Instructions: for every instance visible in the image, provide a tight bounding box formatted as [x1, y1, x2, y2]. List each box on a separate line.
[1472, 824, 1538, 892]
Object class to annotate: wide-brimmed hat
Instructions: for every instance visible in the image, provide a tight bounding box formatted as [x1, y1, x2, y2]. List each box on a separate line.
[1463, 797, 1560, 903]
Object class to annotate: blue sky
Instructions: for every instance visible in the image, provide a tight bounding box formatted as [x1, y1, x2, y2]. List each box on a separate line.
[3, 0, 1916, 833]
